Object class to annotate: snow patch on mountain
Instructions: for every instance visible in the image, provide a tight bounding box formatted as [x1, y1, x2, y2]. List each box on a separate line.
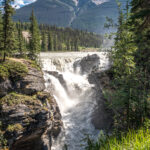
[72, 0, 78, 6]
[92, 0, 109, 5]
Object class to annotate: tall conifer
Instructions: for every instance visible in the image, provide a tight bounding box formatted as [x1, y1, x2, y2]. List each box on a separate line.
[29, 10, 40, 59]
[2, 0, 15, 61]
[18, 21, 25, 56]
[0, 10, 3, 54]
[48, 32, 53, 51]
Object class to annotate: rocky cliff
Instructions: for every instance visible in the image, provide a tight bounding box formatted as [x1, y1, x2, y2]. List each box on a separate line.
[0, 59, 62, 150]
[73, 54, 113, 130]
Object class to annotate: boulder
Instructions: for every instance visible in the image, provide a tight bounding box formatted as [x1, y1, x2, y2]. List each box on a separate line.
[16, 65, 45, 95]
[73, 54, 100, 74]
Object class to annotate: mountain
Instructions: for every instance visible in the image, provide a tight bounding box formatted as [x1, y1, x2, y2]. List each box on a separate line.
[13, 0, 127, 33]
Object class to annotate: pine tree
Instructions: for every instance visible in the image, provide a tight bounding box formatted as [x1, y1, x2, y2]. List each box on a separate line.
[41, 32, 48, 51]
[53, 35, 57, 51]
[66, 40, 70, 51]
[2, 0, 15, 61]
[0, 10, 3, 55]
[17, 21, 25, 56]
[130, 0, 150, 119]
[48, 32, 53, 51]
[29, 10, 41, 59]
[74, 38, 79, 51]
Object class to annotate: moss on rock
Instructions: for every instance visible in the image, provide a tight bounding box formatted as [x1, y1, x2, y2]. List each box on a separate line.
[6, 124, 23, 133]
[0, 60, 28, 81]
[0, 93, 40, 106]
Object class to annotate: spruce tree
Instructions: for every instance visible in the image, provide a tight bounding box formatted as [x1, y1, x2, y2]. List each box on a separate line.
[130, 0, 150, 118]
[48, 32, 53, 51]
[41, 32, 48, 51]
[53, 35, 57, 51]
[0, 10, 3, 55]
[29, 10, 40, 59]
[2, 0, 15, 61]
[18, 21, 25, 56]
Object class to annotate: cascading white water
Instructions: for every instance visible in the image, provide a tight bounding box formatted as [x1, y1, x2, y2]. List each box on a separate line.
[39, 52, 110, 150]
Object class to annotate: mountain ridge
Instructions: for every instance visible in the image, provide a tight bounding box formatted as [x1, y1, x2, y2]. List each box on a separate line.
[13, 0, 127, 33]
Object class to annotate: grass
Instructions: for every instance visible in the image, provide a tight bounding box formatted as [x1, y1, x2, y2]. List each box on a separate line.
[0, 59, 28, 81]
[86, 127, 150, 150]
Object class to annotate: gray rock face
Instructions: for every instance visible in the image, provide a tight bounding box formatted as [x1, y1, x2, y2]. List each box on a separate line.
[73, 54, 100, 74]
[0, 62, 45, 98]
[88, 72, 113, 130]
[16, 66, 45, 95]
[0, 92, 62, 150]
[0, 60, 62, 150]
[0, 79, 13, 97]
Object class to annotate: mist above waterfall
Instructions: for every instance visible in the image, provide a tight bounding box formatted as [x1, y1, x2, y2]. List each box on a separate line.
[40, 52, 110, 150]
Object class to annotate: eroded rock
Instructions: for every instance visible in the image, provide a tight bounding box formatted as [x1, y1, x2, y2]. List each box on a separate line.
[0, 92, 62, 150]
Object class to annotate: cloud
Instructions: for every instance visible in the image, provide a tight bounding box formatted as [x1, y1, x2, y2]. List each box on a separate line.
[13, 0, 37, 9]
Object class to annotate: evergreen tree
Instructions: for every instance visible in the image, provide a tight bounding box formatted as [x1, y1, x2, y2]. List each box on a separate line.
[66, 40, 70, 51]
[53, 35, 57, 51]
[74, 38, 79, 51]
[17, 21, 25, 56]
[29, 10, 40, 59]
[2, 0, 15, 61]
[48, 32, 53, 51]
[130, 0, 150, 119]
[41, 32, 48, 51]
[0, 10, 3, 55]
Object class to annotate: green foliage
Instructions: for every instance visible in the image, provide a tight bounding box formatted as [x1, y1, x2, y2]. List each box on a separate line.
[0, 130, 7, 149]
[86, 120, 150, 150]
[0, 92, 38, 106]
[2, 0, 15, 61]
[17, 21, 26, 56]
[29, 10, 41, 59]
[0, 10, 3, 53]
[19, 23, 103, 51]
[6, 123, 23, 132]
[106, 0, 150, 130]
[0, 59, 28, 81]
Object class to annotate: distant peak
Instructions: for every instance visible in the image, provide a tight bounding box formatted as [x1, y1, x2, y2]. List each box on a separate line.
[72, 0, 79, 6]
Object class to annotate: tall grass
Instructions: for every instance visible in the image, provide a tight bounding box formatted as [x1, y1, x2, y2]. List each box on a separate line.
[86, 127, 150, 150]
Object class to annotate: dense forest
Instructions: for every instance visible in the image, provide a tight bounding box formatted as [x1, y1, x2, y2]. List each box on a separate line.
[16, 22, 103, 52]
[86, 0, 150, 149]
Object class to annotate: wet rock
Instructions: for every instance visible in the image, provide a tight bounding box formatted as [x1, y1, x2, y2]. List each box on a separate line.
[46, 71, 68, 93]
[88, 72, 113, 130]
[73, 54, 100, 74]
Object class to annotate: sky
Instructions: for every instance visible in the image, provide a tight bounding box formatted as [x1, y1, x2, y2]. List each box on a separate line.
[0, 0, 110, 9]
[12, 0, 36, 9]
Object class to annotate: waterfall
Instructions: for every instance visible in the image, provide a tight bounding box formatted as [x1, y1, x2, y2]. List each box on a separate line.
[39, 52, 110, 150]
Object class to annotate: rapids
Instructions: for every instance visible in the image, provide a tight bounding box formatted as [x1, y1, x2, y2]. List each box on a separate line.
[39, 52, 110, 150]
